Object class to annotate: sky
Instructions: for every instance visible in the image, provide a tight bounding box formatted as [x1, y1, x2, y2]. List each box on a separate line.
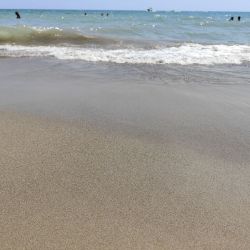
[0, 0, 250, 11]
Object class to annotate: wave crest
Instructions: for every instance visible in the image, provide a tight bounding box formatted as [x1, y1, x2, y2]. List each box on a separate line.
[0, 25, 109, 46]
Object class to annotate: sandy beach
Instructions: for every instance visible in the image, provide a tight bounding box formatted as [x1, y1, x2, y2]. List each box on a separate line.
[0, 58, 250, 249]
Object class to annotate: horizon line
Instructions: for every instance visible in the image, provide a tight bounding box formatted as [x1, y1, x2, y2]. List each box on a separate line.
[0, 8, 249, 12]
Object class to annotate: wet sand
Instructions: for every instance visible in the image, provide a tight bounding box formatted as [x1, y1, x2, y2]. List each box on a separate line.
[0, 58, 250, 249]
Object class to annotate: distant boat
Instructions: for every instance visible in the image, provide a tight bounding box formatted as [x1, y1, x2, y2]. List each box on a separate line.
[147, 8, 153, 12]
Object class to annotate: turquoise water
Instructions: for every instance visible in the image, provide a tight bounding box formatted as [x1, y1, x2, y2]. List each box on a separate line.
[0, 10, 250, 64]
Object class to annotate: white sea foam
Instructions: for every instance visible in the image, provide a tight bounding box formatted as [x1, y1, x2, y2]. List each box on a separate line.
[0, 43, 250, 65]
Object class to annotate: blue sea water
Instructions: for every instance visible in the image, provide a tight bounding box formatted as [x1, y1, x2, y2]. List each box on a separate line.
[0, 10, 250, 64]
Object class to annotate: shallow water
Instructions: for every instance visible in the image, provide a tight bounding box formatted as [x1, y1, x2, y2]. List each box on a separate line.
[0, 10, 250, 64]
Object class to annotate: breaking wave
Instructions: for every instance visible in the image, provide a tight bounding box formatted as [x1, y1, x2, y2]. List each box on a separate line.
[0, 25, 112, 46]
[1, 43, 250, 65]
[0, 26, 250, 65]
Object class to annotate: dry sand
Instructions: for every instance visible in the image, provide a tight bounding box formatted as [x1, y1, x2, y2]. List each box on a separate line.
[0, 111, 250, 249]
[0, 58, 250, 249]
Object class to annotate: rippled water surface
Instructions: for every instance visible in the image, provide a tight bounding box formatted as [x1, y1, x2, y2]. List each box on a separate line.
[0, 10, 249, 64]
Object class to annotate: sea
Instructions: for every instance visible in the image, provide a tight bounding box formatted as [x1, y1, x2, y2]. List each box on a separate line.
[0, 9, 250, 65]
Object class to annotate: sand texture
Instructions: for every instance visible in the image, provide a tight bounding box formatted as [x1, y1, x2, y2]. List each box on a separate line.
[0, 58, 250, 249]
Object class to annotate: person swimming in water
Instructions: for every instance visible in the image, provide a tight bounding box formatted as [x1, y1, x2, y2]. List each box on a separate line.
[229, 16, 234, 21]
[15, 11, 21, 19]
[238, 16, 241, 21]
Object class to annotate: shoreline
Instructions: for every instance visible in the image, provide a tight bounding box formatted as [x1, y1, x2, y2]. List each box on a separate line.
[0, 58, 250, 249]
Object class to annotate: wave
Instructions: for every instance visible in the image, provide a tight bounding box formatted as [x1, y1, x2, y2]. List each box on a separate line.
[1, 43, 250, 65]
[0, 25, 113, 46]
